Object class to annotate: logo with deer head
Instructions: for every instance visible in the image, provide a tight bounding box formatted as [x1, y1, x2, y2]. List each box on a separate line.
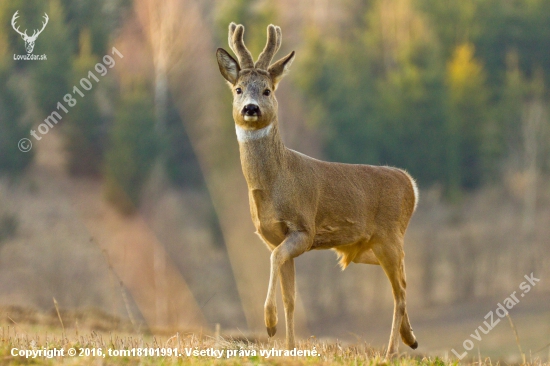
[11, 11, 49, 54]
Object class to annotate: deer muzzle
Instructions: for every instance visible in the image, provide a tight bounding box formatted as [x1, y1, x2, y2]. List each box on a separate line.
[242, 104, 261, 122]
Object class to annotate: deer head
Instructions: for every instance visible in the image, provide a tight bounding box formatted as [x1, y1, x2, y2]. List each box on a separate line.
[11, 11, 49, 54]
[216, 23, 295, 131]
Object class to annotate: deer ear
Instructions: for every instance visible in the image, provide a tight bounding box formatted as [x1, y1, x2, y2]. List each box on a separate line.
[216, 48, 240, 85]
[268, 51, 295, 89]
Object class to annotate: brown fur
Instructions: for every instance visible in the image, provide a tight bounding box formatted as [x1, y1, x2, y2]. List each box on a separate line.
[216, 23, 419, 359]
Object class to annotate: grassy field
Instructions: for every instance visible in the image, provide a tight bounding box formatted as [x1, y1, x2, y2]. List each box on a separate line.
[0, 327, 441, 365]
[1, 304, 549, 365]
[1, 323, 549, 366]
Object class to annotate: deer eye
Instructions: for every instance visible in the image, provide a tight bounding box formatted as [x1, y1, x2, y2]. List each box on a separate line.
[235, 87, 242, 94]
[263, 89, 271, 96]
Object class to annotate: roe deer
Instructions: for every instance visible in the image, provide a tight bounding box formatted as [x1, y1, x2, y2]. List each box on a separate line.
[216, 23, 419, 358]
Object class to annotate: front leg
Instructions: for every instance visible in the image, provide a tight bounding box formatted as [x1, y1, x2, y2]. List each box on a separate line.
[279, 258, 296, 349]
[265, 232, 310, 342]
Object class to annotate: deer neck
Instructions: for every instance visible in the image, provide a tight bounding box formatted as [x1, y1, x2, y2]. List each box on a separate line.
[236, 120, 286, 189]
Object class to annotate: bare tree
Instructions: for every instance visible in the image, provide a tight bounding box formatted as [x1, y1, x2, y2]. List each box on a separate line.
[521, 74, 547, 280]
[135, 0, 311, 334]
[522, 98, 544, 238]
[134, 0, 199, 328]
[135, 0, 191, 132]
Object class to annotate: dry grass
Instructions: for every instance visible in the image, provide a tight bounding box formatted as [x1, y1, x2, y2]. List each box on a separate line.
[0, 327, 426, 365]
[1, 306, 549, 365]
[1, 323, 549, 366]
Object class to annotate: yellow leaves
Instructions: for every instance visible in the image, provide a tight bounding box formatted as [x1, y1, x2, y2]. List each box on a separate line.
[365, 0, 432, 71]
[378, 0, 430, 45]
[78, 28, 92, 57]
[448, 43, 481, 83]
[447, 43, 487, 105]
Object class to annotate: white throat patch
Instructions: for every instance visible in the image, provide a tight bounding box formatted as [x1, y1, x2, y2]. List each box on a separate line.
[235, 124, 273, 142]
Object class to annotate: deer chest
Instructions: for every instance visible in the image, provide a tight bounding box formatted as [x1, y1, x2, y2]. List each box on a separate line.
[248, 188, 293, 246]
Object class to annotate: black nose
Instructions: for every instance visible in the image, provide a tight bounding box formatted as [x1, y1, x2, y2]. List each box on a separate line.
[242, 104, 260, 116]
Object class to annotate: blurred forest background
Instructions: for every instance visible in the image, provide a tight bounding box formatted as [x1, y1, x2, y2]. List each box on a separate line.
[0, 0, 549, 359]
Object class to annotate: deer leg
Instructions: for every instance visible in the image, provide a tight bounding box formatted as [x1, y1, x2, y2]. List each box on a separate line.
[352, 248, 380, 265]
[372, 239, 416, 358]
[399, 261, 417, 349]
[279, 258, 296, 349]
[354, 246, 417, 348]
[265, 232, 309, 340]
[400, 310, 417, 348]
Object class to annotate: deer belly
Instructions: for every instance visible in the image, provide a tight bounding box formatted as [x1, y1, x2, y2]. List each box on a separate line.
[311, 222, 366, 250]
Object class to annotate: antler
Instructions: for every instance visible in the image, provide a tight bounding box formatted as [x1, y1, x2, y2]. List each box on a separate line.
[255, 24, 282, 70]
[227, 23, 237, 55]
[228, 22, 254, 69]
[29, 13, 48, 40]
[11, 11, 28, 38]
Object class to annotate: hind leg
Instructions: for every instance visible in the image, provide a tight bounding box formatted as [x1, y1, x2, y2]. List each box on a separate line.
[399, 261, 417, 348]
[372, 237, 417, 358]
[352, 248, 380, 265]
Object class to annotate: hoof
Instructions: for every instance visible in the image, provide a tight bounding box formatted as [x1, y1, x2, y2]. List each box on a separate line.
[410, 340, 418, 350]
[266, 326, 277, 337]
